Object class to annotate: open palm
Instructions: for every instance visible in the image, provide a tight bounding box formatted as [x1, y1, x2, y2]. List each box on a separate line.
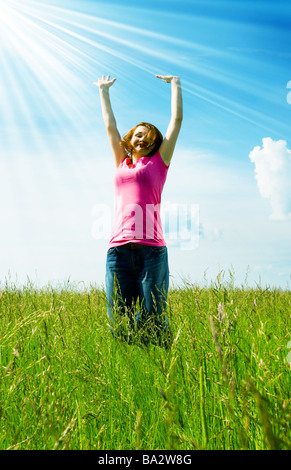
[93, 75, 116, 89]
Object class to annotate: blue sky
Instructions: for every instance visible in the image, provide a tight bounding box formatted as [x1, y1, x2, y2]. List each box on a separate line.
[0, 0, 290, 289]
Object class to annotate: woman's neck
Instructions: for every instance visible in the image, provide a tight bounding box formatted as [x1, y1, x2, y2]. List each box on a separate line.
[131, 154, 143, 164]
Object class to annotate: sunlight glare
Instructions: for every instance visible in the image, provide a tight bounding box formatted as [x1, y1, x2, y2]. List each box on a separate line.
[0, 0, 6, 14]
[0, 0, 10, 26]
[0, 0, 17, 23]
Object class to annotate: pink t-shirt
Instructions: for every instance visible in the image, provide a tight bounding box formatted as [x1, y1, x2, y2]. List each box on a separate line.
[108, 151, 169, 249]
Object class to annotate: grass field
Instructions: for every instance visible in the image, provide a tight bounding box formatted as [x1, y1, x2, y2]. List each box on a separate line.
[0, 273, 290, 450]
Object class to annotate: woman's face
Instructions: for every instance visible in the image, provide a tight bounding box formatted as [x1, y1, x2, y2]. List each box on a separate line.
[130, 126, 154, 156]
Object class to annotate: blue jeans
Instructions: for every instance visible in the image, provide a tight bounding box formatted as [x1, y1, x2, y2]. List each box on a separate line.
[105, 244, 169, 342]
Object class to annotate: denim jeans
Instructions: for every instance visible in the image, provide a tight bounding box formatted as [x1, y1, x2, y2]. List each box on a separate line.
[105, 244, 169, 340]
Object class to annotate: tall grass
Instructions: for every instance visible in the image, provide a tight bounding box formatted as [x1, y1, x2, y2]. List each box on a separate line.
[0, 274, 290, 450]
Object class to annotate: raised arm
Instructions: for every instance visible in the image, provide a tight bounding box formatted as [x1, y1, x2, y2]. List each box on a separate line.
[93, 75, 125, 167]
[156, 75, 183, 166]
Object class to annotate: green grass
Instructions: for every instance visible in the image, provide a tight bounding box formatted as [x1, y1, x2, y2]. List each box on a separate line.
[0, 274, 290, 450]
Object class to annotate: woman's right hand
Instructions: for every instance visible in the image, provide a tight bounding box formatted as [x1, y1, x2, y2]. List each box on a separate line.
[93, 75, 116, 90]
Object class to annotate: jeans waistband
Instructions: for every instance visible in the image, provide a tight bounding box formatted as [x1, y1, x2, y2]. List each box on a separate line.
[122, 242, 147, 250]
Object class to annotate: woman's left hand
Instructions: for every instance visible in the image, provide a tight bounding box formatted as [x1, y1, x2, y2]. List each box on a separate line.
[156, 75, 180, 83]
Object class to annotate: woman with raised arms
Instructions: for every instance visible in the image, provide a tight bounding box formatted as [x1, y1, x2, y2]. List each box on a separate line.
[94, 74, 183, 346]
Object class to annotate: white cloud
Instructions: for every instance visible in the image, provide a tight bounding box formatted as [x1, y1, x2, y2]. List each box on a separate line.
[249, 137, 291, 220]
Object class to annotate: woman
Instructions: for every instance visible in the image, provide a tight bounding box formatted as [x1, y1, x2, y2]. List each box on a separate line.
[94, 74, 183, 345]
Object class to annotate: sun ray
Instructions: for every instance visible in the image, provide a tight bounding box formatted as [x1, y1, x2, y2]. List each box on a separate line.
[1, 0, 289, 157]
